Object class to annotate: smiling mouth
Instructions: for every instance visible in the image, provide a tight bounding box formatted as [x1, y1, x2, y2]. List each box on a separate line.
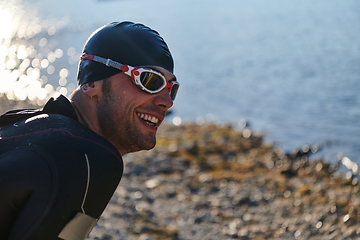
[137, 113, 159, 126]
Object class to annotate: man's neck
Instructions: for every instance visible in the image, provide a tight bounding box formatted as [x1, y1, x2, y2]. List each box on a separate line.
[70, 90, 99, 134]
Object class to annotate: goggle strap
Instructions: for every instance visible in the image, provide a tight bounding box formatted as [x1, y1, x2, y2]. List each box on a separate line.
[81, 54, 124, 71]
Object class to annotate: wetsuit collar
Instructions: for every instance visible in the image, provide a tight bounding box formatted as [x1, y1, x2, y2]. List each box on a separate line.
[42, 95, 78, 121]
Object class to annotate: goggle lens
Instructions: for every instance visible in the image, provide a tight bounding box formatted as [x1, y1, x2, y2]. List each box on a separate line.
[140, 72, 165, 91]
[137, 68, 179, 100]
[170, 82, 179, 100]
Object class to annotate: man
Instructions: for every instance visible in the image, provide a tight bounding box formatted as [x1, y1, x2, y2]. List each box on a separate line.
[0, 21, 179, 240]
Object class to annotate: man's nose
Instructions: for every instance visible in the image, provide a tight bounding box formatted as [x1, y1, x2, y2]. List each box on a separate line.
[153, 88, 174, 109]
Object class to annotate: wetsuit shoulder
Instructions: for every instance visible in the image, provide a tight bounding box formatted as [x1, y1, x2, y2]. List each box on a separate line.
[0, 113, 123, 239]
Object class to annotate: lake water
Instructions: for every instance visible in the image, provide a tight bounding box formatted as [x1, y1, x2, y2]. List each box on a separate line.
[1, 0, 359, 165]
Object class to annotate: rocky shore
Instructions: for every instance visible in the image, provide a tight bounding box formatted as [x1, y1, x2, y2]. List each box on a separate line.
[87, 123, 360, 240]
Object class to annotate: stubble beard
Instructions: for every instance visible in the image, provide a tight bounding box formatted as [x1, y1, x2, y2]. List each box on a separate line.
[97, 81, 156, 154]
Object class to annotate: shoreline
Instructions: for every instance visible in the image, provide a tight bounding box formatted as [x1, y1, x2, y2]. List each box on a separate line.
[87, 123, 360, 239]
[1, 99, 358, 239]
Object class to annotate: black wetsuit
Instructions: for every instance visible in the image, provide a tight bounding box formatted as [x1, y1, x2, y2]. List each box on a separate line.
[0, 95, 123, 240]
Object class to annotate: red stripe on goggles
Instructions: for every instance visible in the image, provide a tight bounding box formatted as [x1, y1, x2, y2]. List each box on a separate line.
[81, 53, 179, 100]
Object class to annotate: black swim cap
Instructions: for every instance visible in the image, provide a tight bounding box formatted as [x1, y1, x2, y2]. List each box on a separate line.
[77, 21, 174, 85]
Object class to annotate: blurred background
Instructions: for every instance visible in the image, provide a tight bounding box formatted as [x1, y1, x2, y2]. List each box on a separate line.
[0, 0, 359, 165]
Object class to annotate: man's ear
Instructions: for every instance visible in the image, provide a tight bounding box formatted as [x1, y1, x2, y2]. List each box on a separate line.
[81, 81, 100, 98]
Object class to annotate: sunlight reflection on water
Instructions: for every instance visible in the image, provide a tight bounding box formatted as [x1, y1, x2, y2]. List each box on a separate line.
[0, 0, 77, 105]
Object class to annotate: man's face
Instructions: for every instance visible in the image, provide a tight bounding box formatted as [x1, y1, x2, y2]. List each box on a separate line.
[97, 66, 176, 155]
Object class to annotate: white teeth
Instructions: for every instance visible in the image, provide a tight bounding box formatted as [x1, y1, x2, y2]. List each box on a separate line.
[151, 117, 159, 124]
[137, 113, 159, 124]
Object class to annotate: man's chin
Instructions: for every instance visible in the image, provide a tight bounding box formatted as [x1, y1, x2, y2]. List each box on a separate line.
[143, 138, 156, 151]
[130, 137, 156, 153]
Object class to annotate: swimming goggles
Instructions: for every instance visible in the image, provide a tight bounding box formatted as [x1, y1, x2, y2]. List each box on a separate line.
[81, 53, 179, 100]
